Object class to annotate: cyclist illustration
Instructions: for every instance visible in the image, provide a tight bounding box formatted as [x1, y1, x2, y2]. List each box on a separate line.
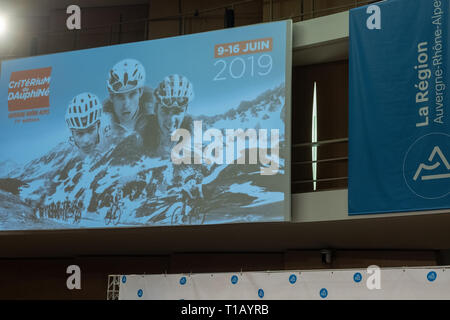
[104, 190, 123, 225]
[65, 92, 109, 156]
[169, 177, 207, 225]
[37, 205, 43, 219]
[103, 58, 155, 147]
[49, 203, 56, 219]
[140, 74, 212, 225]
[63, 197, 70, 220]
[145, 178, 211, 226]
[55, 201, 61, 220]
[33, 206, 39, 219]
[144, 165, 210, 225]
[151, 74, 195, 158]
[73, 201, 83, 224]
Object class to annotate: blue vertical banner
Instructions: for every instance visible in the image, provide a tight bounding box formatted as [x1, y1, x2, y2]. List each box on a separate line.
[349, 0, 449, 215]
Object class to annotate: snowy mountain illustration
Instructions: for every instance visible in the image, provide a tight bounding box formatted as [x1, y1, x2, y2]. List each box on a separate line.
[0, 189, 76, 230]
[197, 83, 286, 138]
[0, 160, 20, 178]
[413, 146, 450, 181]
[2, 83, 286, 229]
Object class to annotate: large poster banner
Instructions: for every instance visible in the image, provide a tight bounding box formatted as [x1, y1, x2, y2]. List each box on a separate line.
[0, 21, 292, 230]
[349, 0, 449, 215]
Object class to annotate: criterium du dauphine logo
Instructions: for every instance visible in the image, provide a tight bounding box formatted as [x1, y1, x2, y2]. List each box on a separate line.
[403, 133, 450, 199]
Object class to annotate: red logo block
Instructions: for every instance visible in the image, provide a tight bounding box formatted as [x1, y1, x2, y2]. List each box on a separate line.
[8, 67, 52, 112]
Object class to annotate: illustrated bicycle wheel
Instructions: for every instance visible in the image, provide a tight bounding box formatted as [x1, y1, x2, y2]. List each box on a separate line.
[73, 212, 81, 224]
[112, 208, 122, 226]
[188, 210, 206, 225]
[104, 211, 112, 225]
[170, 203, 185, 225]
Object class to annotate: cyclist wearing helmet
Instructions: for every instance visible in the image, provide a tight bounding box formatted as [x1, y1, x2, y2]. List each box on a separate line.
[103, 58, 154, 146]
[148, 74, 212, 223]
[152, 74, 195, 158]
[65, 92, 107, 156]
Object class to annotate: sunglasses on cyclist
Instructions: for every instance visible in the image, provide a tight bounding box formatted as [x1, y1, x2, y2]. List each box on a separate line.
[160, 96, 189, 107]
[160, 105, 186, 115]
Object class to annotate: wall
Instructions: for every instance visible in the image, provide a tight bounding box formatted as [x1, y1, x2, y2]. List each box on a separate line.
[148, 0, 262, 40]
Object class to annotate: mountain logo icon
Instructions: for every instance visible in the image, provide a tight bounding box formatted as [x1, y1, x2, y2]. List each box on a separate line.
[403, 133, 450, 199]
[413, 146, 450, 181]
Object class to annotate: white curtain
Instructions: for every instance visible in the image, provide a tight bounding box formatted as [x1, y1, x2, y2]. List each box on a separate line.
[118, 266, 450, 300]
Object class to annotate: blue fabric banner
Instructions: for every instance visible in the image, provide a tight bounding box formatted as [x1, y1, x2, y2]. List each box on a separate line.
[349, 0, 449, 215]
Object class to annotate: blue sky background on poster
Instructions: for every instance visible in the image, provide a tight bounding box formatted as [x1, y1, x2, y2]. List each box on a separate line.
[0, 21, 286, 164]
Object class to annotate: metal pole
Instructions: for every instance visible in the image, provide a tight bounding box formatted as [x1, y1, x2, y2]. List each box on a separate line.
[270, 0, 273, 21]
[181, 16, 185, 35]
[300, 0, 304, 21]
[73, 30, 77, 50]
[292, 157, 349, 166]
[292, 138, 348, 148]
[109, 25, 113, 45]
[179, 0, 183, 35]
[292, 177, 348, 185]
[118, 14, 123, 44]
[144, 20, 148, 40]
[312, 0, 315, 18]
[46, 31, 49, 54]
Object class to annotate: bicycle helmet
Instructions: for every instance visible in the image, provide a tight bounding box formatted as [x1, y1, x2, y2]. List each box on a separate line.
[107, 59, 146, 94]
[155, 74, 194, 107]
[65, 92, 102, 130]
